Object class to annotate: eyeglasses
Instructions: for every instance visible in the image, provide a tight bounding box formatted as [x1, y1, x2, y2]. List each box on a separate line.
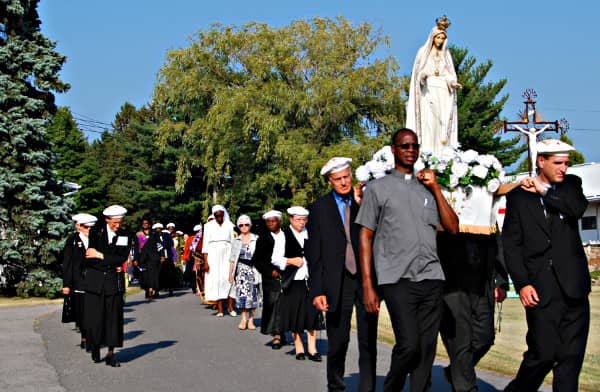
[395, 143, 420, 150]
[238, 224, 250, 228]
[81, 225, 93, 229]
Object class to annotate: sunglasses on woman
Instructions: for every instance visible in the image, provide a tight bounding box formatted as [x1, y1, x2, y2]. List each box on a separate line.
[238, 224, 250, 228]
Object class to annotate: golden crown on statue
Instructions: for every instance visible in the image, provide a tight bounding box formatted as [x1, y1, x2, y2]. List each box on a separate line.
[436, 15, 451, 31]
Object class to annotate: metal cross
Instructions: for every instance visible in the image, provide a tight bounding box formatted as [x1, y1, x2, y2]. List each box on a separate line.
[504, 89, 561, 176]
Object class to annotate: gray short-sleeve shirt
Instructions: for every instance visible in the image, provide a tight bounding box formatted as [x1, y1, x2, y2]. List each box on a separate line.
[355, 170, 445, 285]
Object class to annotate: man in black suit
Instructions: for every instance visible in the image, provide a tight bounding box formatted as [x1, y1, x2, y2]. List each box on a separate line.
[306, 157, 378, 392]
[84, 205, 131, 367]
[502, 139, 590, 391]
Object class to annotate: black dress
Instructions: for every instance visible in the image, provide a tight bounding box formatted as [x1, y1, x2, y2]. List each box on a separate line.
[83, 224, 129, 347]
[279, 228, 323, 333]
[138, 232, 162, 292]
[252, 232, 283, 335]
[62, 232, 87, 331]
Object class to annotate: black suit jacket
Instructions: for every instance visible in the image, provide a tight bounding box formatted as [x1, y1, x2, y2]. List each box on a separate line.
[62, 233, 87, 291]
[502, 174, 590, 306]
[84, 224, 131, 295]
[306, 191, 360, 313]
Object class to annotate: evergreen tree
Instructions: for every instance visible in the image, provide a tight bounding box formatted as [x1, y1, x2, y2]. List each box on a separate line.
[47, 106, 87, 183]
[0, 0, 72, 291]
[450, 46, 525, 167]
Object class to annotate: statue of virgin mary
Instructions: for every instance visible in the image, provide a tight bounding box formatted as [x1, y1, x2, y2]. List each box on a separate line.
[406, 16, 461, 155]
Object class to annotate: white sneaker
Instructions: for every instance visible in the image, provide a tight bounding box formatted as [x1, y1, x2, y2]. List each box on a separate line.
[216, 312, 224, 317]
[229, 310, 237, 317]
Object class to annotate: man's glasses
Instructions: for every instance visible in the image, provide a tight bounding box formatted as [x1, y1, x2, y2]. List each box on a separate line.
[395, 143, 420, 150]
[238, 224, 250, 227]
[81, 225, 93, 229]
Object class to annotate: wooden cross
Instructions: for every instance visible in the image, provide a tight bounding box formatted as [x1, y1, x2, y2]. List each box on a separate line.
[504, 89, 561, 176]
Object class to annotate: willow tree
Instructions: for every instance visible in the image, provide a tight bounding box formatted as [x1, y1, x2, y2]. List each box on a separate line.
[153, 17, 404, 217]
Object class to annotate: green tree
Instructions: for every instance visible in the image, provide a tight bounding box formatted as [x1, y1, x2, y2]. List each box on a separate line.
[153, 17, 404, 217]
[451, 46, 525, 167]
[0, 0, 72, 291]
[46, 107, 87, 183]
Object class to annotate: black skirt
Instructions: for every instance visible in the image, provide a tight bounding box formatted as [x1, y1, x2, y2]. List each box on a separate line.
[280, 280, 323, 333]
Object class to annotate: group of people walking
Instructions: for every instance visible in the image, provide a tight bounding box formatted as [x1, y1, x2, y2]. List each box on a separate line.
[61, 129, 591, 391]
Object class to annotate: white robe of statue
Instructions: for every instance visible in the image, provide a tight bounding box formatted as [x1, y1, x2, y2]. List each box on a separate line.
[406, 24, 459, 155]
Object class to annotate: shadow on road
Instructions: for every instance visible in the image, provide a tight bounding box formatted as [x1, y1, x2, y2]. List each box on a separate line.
[116, 340, 177, 363]
[123, 329, 144, 341]
[124, 317, 136, 325]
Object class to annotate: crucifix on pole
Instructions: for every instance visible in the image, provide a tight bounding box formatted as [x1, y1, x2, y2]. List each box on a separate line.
[504, 89, 564, 176]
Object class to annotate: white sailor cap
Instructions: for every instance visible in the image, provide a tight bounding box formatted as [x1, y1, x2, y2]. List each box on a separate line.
[152, 223, 164, 229]
[103, 205, 127, 218]
[537, 139, 575, 157]
[320, 157, 352, 176]
[176, 230, 183, 235]
[71, 213, 84, 222]
[262, 210, 282, 220]
[166, 222, 175, 228]
[193, 224, 203, 232]
[287, 206, 309, 217]
[75, 213, 98, 225]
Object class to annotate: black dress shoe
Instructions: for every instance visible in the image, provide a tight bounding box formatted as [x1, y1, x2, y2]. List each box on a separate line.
[295, 353, 306, 360]
[80, 341, 85, 349]
[105, 355, 121, 367]
[91, 347, 101, 363]
[271, 342, 281, 350]
[307, 352, 322, 362]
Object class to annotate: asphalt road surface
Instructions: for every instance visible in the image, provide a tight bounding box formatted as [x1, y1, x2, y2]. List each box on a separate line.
[2, 289, 549, 391]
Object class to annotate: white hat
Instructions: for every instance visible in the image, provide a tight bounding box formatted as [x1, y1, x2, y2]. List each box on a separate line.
[262, 210, 282, 220]
[103, 205, 127, 218]
[287, 206, 309, 217]
[75, 213, 98, 225]
[166, 222, 175, 228]
[237, 215, 252, 226]
[152, 223, 164, 229]
[320, 157, 352, 176]
[71, 213, 84, 222]
[537, 139, 575, 157]
[193, 224, 203, 232]
[176, 230, 183, 235]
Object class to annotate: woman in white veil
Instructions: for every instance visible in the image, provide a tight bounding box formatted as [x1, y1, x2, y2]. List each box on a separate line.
[406, 16, 461, 155]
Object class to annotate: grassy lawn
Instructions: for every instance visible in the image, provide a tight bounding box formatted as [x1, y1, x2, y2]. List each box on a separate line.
[365, 286, 599, 392]
[0, 285, 143, 308]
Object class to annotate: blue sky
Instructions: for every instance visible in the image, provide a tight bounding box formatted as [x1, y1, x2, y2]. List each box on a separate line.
[38, 1, 599, 163]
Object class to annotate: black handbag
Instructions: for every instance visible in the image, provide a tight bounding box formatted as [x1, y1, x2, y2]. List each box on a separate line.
[61, 294, 75, 323]
[280, 266, 298, 291]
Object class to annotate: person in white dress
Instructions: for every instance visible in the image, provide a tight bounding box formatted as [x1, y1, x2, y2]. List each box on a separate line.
[406, 15, 461, 155]
[202, 205, 236, 317]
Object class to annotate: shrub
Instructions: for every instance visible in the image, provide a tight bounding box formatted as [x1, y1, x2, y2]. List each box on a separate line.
[15, 269, 63, 299]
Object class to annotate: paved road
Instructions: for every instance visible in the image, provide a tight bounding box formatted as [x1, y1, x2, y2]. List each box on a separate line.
[4, 289, 549, 391]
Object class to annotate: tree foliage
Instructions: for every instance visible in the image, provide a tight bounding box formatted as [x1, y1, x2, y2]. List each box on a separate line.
[0, 0, 72, 291]
[46, 106, 86, 182]
[450, 46, 525, 167]
[153, 17, 405, 217]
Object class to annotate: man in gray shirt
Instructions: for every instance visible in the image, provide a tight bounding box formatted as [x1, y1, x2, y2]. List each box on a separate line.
[356, 128, 458, 392]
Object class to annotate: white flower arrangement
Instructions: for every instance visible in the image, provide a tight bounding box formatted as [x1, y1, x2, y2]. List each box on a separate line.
[355, 146, 394, 182]
[418, 147, 504, 192]
[356, 146, 505, 194]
